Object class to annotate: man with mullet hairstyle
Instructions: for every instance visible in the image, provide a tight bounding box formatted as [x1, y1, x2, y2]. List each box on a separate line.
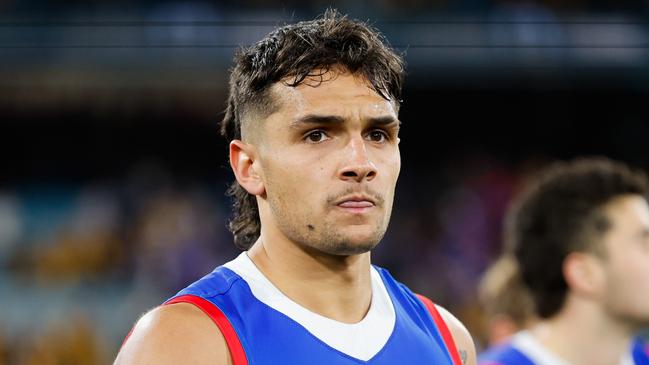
[115, 10, 476, 365]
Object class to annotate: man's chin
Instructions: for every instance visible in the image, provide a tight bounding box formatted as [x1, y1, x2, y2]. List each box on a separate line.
[325, 240, 378, 256]
[322, 230, 384, 256]
[297, 222, 387, 256]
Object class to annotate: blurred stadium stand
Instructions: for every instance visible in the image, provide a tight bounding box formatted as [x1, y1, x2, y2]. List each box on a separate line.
[1, 1, 649, 363]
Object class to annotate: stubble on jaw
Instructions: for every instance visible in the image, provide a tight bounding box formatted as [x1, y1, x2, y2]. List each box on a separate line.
[269, 193, 389, 256]
[301, 218, 385, 256]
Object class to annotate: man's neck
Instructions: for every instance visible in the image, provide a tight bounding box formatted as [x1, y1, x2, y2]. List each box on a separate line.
[247, 236, 373, 324]
[531, 298, 635, 365]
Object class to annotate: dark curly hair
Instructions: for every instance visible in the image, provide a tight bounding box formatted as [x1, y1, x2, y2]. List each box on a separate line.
[504, 157, 649, 318]
[219, 9, 405, 249]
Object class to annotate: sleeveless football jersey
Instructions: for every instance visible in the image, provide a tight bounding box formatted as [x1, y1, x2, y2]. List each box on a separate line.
[478, 331, 649, 365]
[165, 252, 461, 365]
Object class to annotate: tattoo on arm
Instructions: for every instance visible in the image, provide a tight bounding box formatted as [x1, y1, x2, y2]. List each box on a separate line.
[459, 349, 467, 365]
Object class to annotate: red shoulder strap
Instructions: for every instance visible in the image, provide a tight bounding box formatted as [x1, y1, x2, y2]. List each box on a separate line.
[165, 294, 248, 365]
[415, 294, 462, 365]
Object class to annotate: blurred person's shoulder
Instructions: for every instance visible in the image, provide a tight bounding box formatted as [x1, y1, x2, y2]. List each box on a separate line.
[114, 302, 231, 365]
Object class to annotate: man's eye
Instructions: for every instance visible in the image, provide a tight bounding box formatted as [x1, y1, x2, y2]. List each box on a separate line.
[305, 130, 329, 143]
[367, 130, 387, 142]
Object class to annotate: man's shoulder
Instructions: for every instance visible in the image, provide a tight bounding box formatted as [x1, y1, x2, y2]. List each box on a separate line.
[478, 340, 534, 365]
[113, 258, 251, 365]
[114, 302, 231, 365]
[434, 304, 477, 365]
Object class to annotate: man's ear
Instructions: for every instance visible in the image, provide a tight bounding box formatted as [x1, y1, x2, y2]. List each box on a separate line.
[229, 140, 265, 196]
[563, 252, 605, 299]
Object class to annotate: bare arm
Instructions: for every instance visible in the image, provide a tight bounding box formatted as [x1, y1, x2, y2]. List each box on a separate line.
[436, 305, 477, 365]
[114, 303, 232, 365]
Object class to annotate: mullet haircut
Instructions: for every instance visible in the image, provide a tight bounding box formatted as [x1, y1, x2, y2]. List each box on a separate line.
[219, 9, 405, 249]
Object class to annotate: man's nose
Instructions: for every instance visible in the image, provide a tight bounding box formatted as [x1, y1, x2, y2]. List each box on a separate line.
[337, 136, 377, 182]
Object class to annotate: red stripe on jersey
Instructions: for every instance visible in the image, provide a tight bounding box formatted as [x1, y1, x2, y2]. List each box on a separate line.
[165, 295, 248, 365]
[416, 294, 462, 365]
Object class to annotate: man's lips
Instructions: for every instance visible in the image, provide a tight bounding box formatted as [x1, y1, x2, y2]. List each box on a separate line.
[333, 194, 377, 206]
[338, 200, 374, 208]
[334, 196, 377, 213]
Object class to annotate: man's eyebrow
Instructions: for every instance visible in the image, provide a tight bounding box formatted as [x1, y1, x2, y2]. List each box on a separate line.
[368, 115, 401, 127]
[290, 114, 400, 128]
[290, 115, 345, 129]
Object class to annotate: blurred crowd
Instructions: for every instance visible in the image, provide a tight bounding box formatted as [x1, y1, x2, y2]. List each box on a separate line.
[0, 163, 239, 364]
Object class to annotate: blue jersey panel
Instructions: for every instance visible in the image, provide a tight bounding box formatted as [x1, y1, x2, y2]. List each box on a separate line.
[173, 265, 455, 365]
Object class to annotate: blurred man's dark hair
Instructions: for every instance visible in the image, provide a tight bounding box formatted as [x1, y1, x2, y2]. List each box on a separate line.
[504, 157, 649, 318]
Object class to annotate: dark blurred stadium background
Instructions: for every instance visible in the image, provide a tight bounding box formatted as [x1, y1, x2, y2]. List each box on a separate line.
[1, 0, 649, 363]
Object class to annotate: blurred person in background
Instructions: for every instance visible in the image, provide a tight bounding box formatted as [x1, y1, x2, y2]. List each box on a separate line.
[115, 10, 476, 365]
[477, 254, 537, 348]
[479, 157, 649, 365]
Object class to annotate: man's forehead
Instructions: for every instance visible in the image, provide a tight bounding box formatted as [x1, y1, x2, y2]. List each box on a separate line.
[270, 71, 397, 117]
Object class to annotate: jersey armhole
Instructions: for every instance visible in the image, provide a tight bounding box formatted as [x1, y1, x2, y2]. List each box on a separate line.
[415, 293, 463, 365]
[163, 294, 248, 365]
